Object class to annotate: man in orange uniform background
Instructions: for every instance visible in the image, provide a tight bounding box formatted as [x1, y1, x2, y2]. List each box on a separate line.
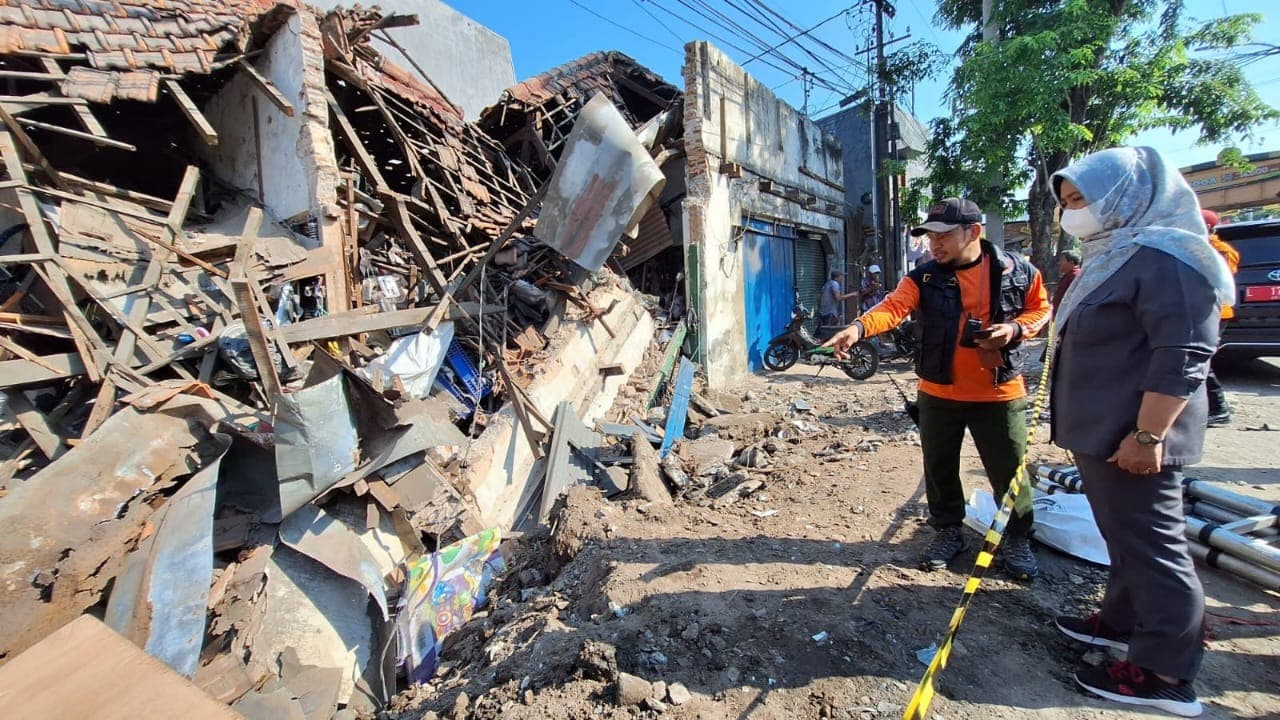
[824, 198, 1051, 579]
[1202, 209, 1238, 427]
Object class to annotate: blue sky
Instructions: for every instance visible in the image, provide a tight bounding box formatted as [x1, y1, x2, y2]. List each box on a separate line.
[452, 0, 1279, 169]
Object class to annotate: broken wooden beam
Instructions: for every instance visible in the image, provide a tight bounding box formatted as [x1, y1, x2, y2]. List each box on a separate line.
[228, 208, 284, 401]
[14, 117, 135, 151]
[0, 353, 85, 388]
[3, 389, 67, 460]
[237, 60, 295, 117]
[274, 302, 494, 343]
[163, 79, 218, 146]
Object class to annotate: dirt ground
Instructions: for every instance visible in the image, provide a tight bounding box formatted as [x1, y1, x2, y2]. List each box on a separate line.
[391, 342, 1280, 720]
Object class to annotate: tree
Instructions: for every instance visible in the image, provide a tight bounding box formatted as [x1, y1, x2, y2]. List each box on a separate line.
[917, 0, 1279, 274]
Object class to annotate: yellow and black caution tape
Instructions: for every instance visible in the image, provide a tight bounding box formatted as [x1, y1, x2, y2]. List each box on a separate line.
[902, 323, 1056, 720]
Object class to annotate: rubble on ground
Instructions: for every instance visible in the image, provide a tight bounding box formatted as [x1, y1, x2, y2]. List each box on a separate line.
[0, 2, 688, 717]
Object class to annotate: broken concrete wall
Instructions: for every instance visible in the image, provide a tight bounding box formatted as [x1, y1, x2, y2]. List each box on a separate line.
[311, 0, 515, 121]
[682, 40, 846, 391]
[464, 286, 654, 528]
[202, 11, 321, 227]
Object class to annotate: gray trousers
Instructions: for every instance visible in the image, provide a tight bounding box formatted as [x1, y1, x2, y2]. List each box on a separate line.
[1077, 453, 1205, 681]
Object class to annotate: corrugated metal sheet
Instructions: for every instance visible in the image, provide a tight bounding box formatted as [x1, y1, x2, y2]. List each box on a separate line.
[794, 236, 826, 331]
[617, 203, 674, 271]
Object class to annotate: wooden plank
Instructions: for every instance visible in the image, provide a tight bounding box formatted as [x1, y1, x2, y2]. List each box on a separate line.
[163, 79, 218, 146]
[327, 93, 388, 189]
[387, 194, 449, 297]
[0, 615, 242, 720]
[0, 130, 107, 381]
[455, 183, 547, 297]
[237, 59, 295, 116]
[4, 389, 67, 460]
[0, 103, 62, 185]
[95, 167, 204, 389]
[0, 253, 51, 265]
[0, 334, 62, 373]
[228, 208, 283, 401]
[0, 311, 62, 324]
[15, 117, 135, 151]
[275, 301, 491, 343]
[58, 171, 172, 212]
[0, 353, 85, 387]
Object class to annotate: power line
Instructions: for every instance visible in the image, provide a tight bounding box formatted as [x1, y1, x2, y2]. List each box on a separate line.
[647, 0, 856, 93]
[666, 0, 823, 78]
[629, 0, 686, 46]
[568, 0, 681, 52]
[743, 5, 857, 66]
[728, 0, 870, 89]
[749, 0, 867, 68]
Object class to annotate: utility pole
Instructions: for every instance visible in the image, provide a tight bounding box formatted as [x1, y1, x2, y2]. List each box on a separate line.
[871, 0, 898, 284]
[981, 0, 1005, 250]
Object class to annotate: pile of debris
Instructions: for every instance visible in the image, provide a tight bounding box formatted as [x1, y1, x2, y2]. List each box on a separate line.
[0, 2, 689, 717]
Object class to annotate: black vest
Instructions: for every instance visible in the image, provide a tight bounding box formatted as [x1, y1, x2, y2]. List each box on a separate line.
[906, 241, 1036, 385]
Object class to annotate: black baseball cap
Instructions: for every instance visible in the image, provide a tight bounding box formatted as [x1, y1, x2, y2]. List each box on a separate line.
[909, 198, 983, 236]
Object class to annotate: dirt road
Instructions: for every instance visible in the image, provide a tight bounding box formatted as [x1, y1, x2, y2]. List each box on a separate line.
[393, 345, 1280, 720]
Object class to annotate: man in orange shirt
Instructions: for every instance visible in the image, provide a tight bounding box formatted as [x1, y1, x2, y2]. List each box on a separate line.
[824, 198, 1051, 578]
[1202, 209, 1239, 427]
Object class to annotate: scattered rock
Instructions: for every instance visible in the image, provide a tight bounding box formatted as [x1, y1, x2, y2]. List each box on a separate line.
[575, 640, 618, 682]
[631, 433, 673, 505]
[667, 682, 692, 705]
[450, 692, 470, 720]
[616, 672, 653, 706]
[652, 680, 668, 701]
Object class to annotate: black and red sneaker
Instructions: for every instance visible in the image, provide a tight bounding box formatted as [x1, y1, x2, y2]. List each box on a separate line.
[1055, 612, 1131, 652]
[1075, 661, 1203, 717]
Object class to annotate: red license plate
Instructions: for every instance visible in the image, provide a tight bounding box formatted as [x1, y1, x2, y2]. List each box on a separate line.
[1244, 285, 1280, 302]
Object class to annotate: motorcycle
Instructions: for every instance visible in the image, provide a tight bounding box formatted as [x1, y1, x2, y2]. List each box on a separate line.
[881, 318, 918, 360]
[762, 301, 879, 380]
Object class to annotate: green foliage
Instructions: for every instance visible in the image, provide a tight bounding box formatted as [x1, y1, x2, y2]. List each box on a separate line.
[882, 41, 948, 96]
[920, 0, 1279, 227]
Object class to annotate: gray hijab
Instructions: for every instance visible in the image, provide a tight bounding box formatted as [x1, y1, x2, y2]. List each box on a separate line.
[1050, 146, 1234, 334]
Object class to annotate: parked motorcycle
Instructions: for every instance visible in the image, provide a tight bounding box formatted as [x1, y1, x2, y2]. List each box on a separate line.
[762, 302, 879, 380]
[881, 318, 918, 360]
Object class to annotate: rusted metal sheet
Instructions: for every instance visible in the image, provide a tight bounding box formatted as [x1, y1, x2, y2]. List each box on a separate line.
[535, 93, 666, 271]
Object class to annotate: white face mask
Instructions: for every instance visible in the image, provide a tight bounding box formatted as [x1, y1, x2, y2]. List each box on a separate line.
[1060, 205, 1106, 239]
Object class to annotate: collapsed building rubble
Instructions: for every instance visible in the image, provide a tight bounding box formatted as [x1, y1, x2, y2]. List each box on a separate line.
[0, 1, 694, 717]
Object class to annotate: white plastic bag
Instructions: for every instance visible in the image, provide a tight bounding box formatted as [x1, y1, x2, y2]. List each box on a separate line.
[964, 488, 1110, 566]
[359, 321, 454, 399]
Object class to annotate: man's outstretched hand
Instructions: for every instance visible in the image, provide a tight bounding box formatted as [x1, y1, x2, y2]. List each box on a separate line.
[821, 324, 862, 360]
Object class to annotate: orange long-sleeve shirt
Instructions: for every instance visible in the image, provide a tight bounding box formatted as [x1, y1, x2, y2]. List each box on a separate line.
[859, 259, 1051, 402]
[1209, 233, 1240, 320]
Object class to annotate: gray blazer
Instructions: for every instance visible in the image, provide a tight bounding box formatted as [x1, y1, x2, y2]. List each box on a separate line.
[1051, 247, 1219, 466]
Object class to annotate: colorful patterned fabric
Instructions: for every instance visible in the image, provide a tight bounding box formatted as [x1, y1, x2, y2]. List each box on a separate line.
[395, 528, 505, 684]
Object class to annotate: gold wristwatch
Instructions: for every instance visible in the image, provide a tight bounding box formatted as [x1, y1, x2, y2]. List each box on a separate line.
[1133, 429, 1164, 446]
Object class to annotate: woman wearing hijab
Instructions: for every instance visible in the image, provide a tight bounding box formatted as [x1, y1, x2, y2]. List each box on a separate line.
[1047, 147, 1233, 718]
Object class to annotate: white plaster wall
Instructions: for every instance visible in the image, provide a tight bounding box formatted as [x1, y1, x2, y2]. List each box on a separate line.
[202, 12, 315, 228]
[463, 288, 655, 529]
[310, 0, 515, 120]
[683, 41, 846, 392]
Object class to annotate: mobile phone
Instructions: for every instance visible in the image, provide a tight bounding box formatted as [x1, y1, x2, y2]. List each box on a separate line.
[972, 327, 995, 339]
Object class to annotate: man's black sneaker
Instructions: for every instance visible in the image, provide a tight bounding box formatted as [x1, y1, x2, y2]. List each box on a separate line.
[1001, 534, 1039, 580]
[919, 525, 967, 570]
[1206, 412, 1231, 428]
[1055, 613, 1131, 652]
[1075, 661, 1202, 717]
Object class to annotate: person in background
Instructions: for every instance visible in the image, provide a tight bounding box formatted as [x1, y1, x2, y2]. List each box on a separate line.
[1201, 209, 1238, 427]
[823, 198, 1051, 580]
[1053, 250, 1082, 317]
[819, 270, 857, 329]
[1049, 147, 1233, 718]
[859, 264, 885, 312]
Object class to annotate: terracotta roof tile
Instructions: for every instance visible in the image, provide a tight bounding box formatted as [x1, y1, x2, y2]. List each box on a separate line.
[0, 0, 279, 76]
